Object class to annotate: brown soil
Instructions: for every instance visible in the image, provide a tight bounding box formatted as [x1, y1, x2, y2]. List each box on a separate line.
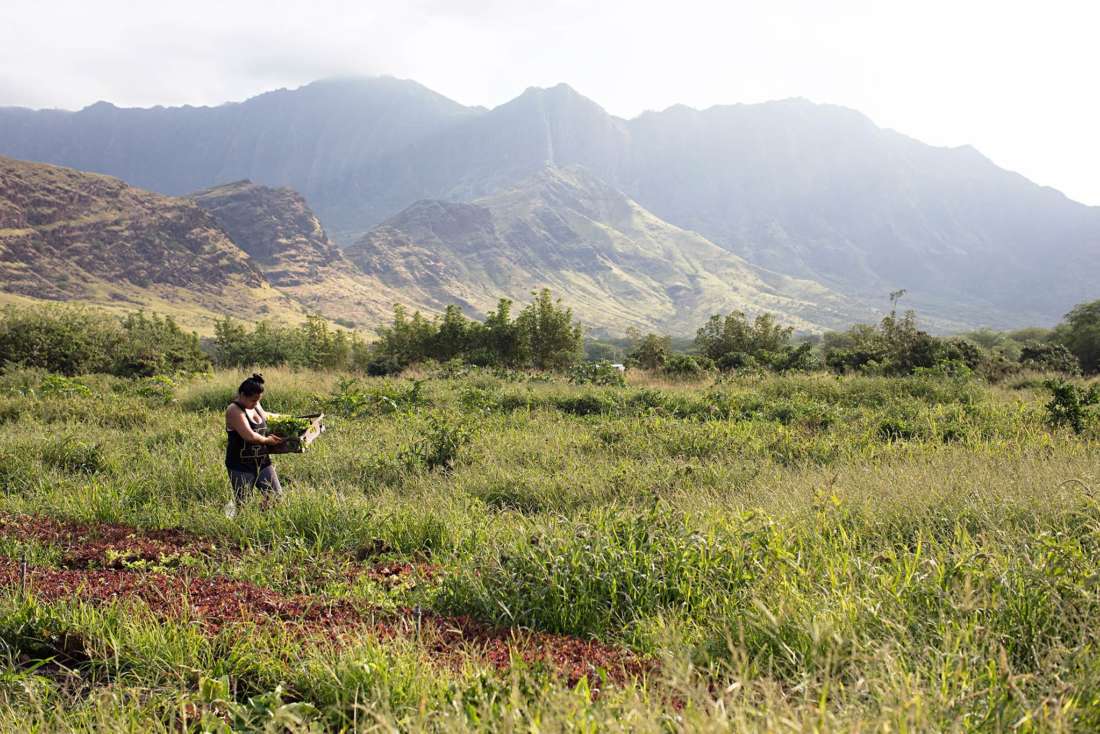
[0, 517, 648, 686]
[0, 513, 434, 582]
[0, 513, 217, 568]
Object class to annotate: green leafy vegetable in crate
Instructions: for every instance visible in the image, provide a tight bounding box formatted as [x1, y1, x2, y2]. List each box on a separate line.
[266, 415, 312, 438]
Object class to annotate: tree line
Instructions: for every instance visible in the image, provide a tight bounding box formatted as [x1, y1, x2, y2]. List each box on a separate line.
[1, 295, 1098, 379]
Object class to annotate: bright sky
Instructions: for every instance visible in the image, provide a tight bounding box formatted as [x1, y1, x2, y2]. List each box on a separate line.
[2, 0, 1097, 205]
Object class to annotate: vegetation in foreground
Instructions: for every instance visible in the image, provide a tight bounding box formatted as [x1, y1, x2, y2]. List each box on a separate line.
[0, 361, 1097, 731]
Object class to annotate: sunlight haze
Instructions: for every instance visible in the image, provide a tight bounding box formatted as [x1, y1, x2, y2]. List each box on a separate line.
[1, 0, 1097, 205]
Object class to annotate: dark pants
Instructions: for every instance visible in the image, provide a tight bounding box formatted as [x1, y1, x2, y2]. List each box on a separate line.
[227, 464, 283, 504]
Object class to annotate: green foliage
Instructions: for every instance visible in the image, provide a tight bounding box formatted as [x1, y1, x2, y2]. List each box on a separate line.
[695, 311, 793, 367]
[625, 331, 670, 370]
[1020, 341, 1080, 374]
[568, 361, 625, 387]
[583, 339, 625, 363]
[212, 314, 357, 370]
[403, 413, 473, 472]
[1052, 299, 1100, 374]
[0, 305, 118, 375]
[515, 289, 583, 370]
[38, 374, 91, 398]
[372, 291, 581, 371]
[694, 311, 817, 372]
[265, 415, 312, 438]
[39, 436, 107, 474]
[373, 304, 439, 365]
[0, 306, 207, 377]
[121, 375, 177, 402]
[114, 312, 209, 377]
[1043, 378, 1100, 434]
[824, 311, 987, 378]
[326, 377, 427, 418]
[662, 353, 707, 379]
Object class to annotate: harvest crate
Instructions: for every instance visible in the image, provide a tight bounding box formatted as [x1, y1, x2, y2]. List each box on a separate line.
[239, 413, 325, 460]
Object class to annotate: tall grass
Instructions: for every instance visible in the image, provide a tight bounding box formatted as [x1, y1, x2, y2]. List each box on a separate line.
[0, 366, 1097, 730]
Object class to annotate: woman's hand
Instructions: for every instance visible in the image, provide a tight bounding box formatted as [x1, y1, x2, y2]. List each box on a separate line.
[265, 435, 285, 446]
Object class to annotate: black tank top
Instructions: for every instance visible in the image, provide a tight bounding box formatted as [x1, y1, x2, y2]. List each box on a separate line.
[225, 400, 271, 472]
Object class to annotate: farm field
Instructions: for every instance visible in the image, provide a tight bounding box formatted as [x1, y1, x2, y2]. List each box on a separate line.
[0, 366, 1098, 732]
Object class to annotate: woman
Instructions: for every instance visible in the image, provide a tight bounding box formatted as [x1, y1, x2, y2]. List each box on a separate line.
[224, 373, 284, 514]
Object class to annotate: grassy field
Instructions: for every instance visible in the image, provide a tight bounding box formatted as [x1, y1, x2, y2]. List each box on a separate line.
[0, 366, 1097, 732]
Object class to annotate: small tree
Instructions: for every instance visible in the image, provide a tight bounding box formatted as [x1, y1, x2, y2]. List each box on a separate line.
[1044, 378, 1100, 434]
[1053, 300, 1100, 374]
[824, 311, 946, 376]
[476, 299, 528, 367]
[212, 318, 249, 367]
[431, 305, 471, 362]
[516, 289, 583, 370]
[627, 331, 671, 370]
[695, 311, 796, 370]
[375, 305, 438, 366]
[1020, 342, 1080, 374]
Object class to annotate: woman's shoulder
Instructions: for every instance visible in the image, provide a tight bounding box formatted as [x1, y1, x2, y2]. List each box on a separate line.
[226, 401, 243, 415]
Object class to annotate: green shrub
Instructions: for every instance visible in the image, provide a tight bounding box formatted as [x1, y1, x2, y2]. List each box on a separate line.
[1052, 299, 1100, 374]
[1043, 378, 1099, 434]
[662, 354, 706, 379]
[0, 306, 207, 377]
[326, 378, 427, 417]
[118, 375, 177, 402]
[1020, 342, 1080, 374]
[403, 413, 472, 472]
[38, 374, 92, 398]
[568, 361, 625, 387]
[626, 332, 670, 370]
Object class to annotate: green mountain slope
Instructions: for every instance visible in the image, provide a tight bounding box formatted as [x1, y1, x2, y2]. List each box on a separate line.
[347, 166, 865, 335]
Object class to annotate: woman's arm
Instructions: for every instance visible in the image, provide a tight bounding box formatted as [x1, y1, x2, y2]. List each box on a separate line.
[228, 406, 282, 445]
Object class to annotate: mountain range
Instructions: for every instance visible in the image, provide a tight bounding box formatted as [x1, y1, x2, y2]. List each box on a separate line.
[1, 76, 1097, 333]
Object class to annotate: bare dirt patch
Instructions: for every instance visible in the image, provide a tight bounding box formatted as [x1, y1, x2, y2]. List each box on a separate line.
[0, 553, 646, 686]
[0, 513, 216, 568]
[0, 513, 433, 584]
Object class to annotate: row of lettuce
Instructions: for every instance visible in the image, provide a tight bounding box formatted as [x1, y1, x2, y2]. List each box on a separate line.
[1, 291, 1098, 380]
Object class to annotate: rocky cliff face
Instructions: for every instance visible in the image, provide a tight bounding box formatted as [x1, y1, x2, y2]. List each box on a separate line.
[190, 180, 343, 286]
[0, 77, 475, 202]
[0, 156, 276, 316]
[332, 88, 1100, 328]
[188, 179, 425, 328]
[0, 156, 426, 330]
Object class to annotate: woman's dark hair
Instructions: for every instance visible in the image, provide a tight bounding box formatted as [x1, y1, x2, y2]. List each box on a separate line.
[237, 373, 265, 397]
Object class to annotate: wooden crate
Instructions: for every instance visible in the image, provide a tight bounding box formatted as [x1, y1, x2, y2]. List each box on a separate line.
[239, 413, 325, 460]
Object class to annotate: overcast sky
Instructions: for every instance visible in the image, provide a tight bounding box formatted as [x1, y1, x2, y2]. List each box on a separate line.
[2, 0, 1097, 205]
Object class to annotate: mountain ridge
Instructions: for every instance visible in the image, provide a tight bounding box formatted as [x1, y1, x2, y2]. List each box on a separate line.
[1, 77, 1097, 330]
[348, 165, 872, 335]
[0, 156, 304, 329]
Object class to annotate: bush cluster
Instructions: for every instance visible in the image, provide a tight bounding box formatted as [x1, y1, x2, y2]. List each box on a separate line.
[372, 290, 582, 371]
[0, 306, 208, 377]
[5, 295, 1098, 385]
[211, 314, 370, 371]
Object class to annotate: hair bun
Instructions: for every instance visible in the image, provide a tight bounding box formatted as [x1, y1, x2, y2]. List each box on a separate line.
[251, 373, 264, 384]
